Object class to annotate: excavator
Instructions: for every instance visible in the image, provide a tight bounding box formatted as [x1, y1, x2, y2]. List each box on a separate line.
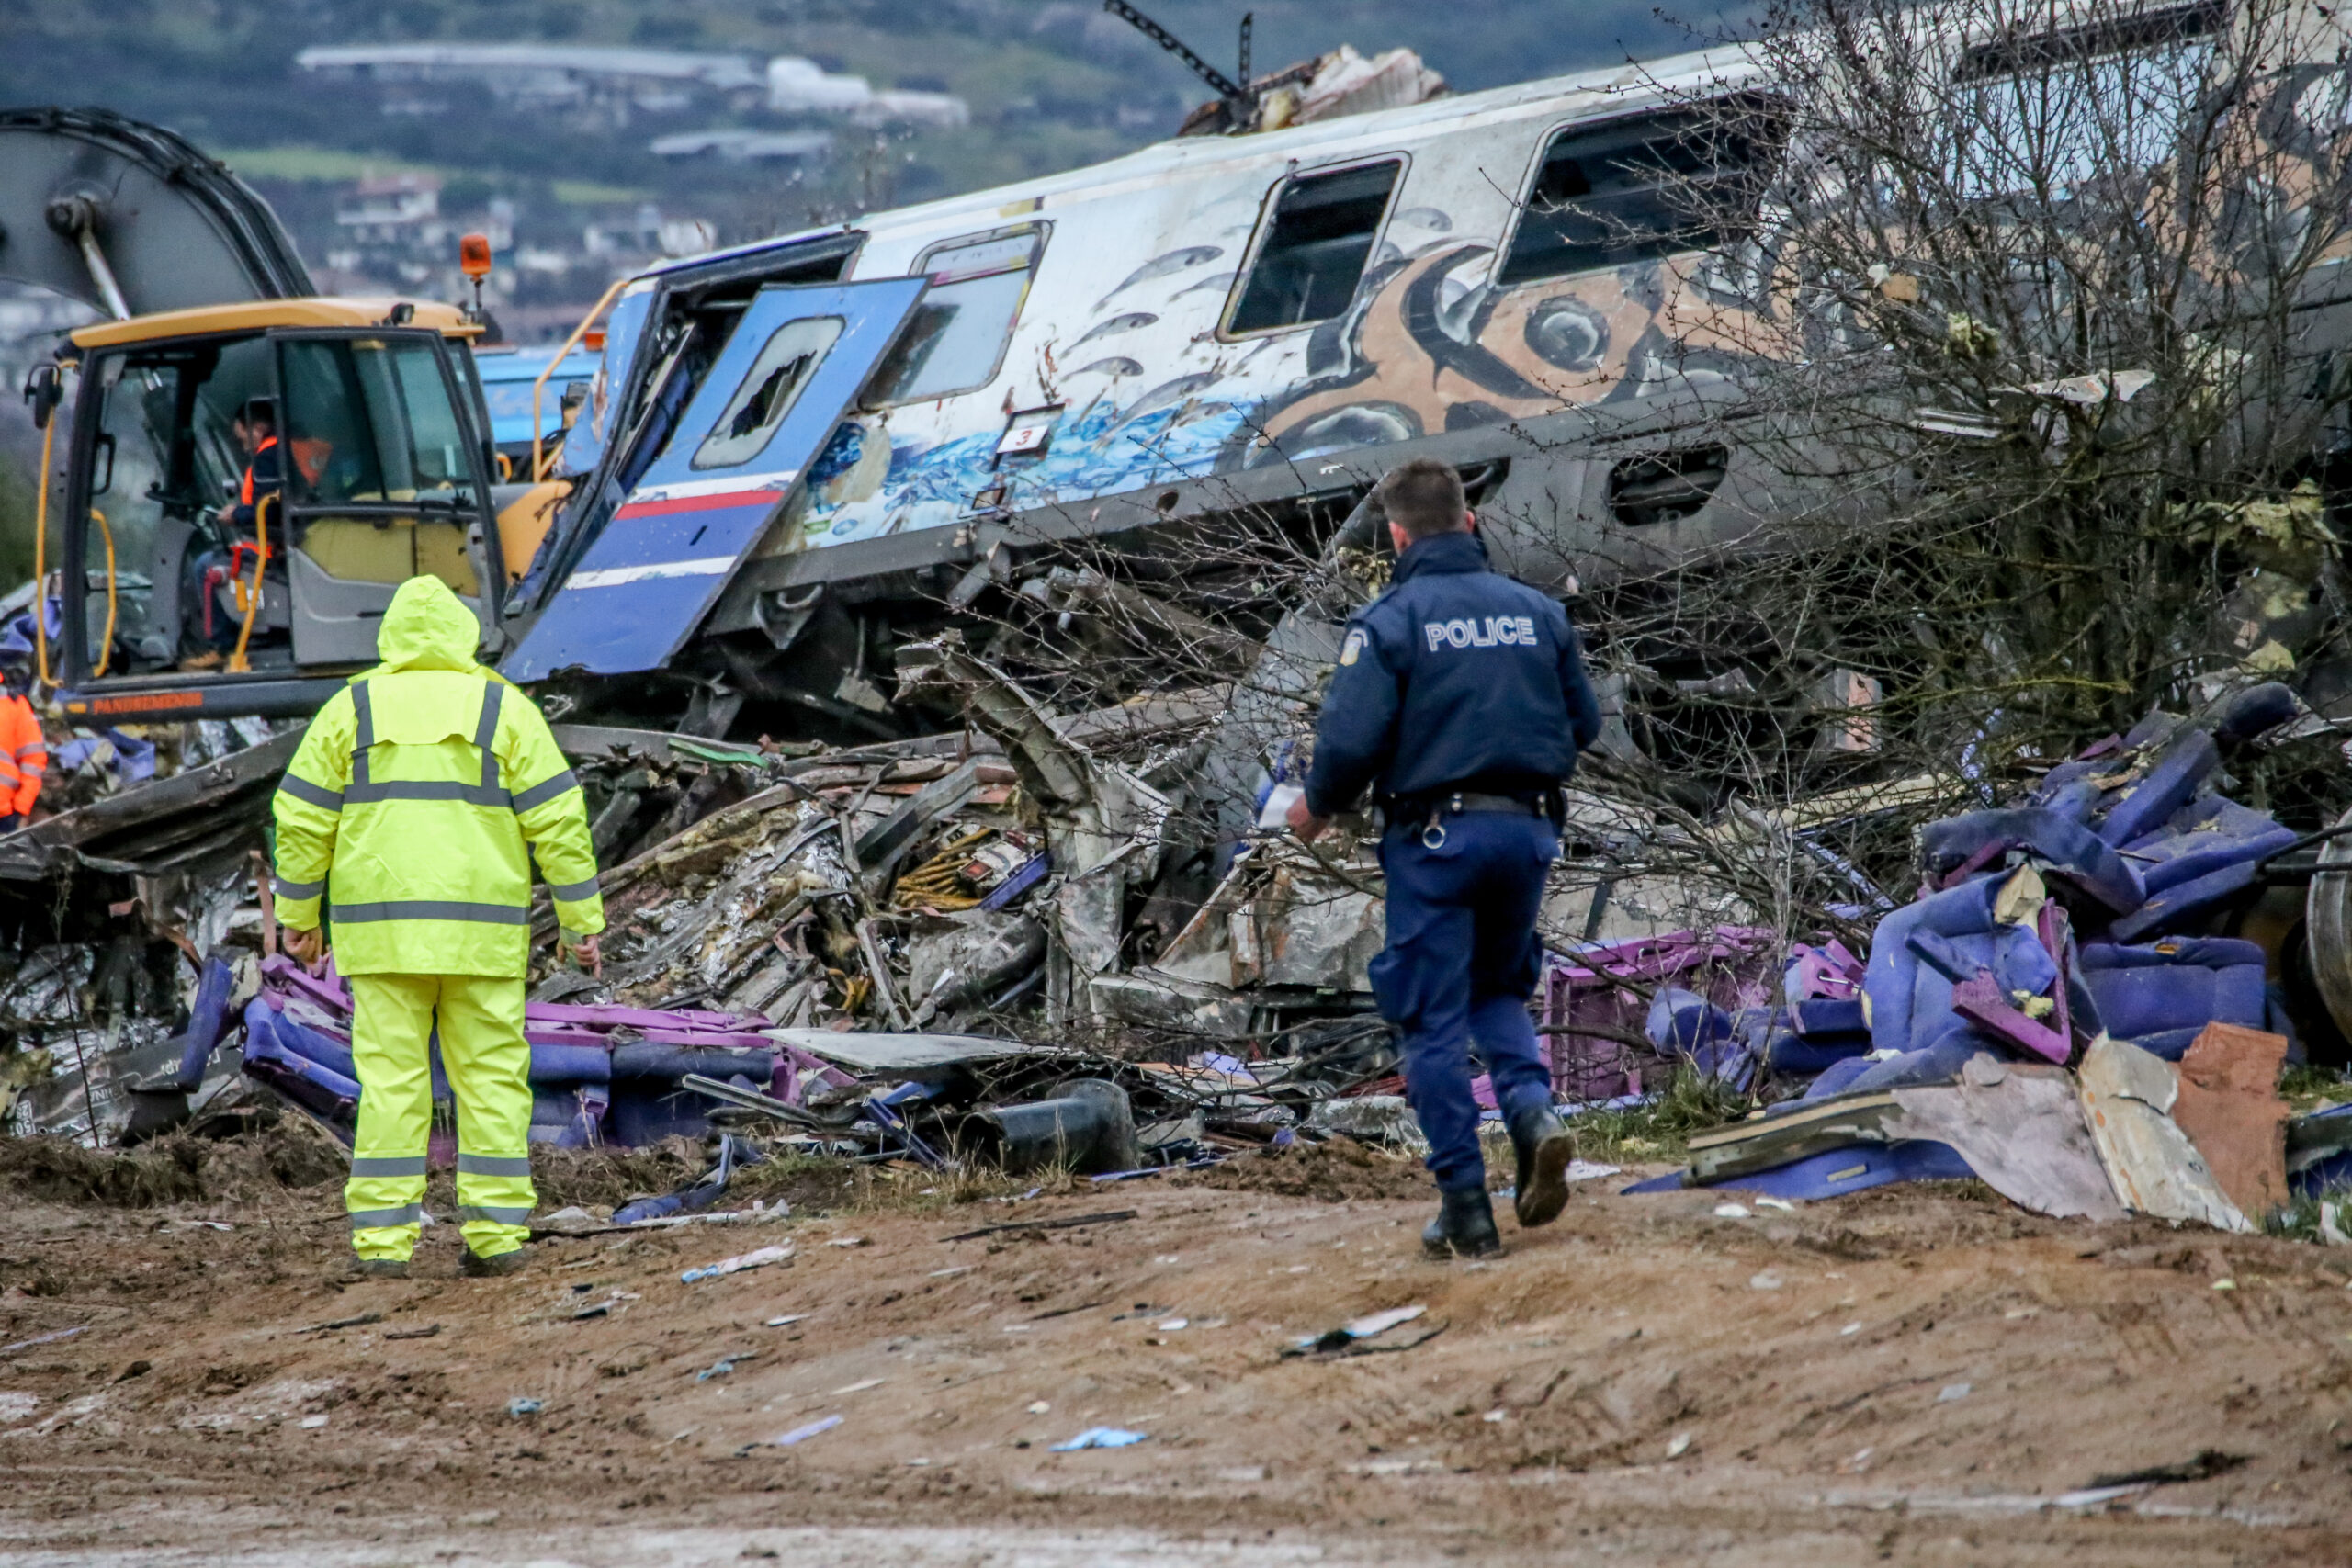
[1, 108, 576, 724]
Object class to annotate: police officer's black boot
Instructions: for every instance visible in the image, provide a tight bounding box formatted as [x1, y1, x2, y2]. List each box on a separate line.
[1509, 1102, 1575, 1228]
[1422, 1187, 1502, 1259]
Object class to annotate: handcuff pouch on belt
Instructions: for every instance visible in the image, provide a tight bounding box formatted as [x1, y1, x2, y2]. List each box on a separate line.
[1416, 789, 1557, 850]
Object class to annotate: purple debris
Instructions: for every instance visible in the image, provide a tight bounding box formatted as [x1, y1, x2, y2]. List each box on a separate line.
[1948, 973, 2070, 1065]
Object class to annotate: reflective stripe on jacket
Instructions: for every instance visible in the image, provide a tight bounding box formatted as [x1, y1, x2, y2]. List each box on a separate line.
[0, 693, 44, 818]
[270, 575, 603, 976]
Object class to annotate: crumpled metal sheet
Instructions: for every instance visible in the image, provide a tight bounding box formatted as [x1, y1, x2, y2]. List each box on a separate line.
[2077, 1034, 2250, 1232]
[1884, 1055, 2123, 1221]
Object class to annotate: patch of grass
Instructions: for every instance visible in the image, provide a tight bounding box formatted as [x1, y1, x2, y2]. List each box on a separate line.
[552, 179, 651, 206]
[2279, 1062, 2352, 1112]
[1564, 1066, 1753, 1166]
[216, 145, 447, 183]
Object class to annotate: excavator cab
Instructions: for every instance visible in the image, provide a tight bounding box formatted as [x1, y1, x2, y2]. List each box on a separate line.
[0, 109, 521, 720]
[47, 303, 504, 719]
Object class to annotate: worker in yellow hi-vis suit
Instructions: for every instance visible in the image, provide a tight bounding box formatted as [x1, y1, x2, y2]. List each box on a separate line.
[270, 575, 604, 1280]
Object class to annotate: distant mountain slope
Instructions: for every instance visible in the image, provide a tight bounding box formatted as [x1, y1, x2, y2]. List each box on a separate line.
[0, 0, 1729, 218]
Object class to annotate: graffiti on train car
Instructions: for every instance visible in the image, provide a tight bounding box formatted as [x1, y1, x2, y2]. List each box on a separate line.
[787, 229, 1765, 551]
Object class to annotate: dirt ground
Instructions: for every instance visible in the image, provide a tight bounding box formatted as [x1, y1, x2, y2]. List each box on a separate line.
[5, 1141, 2352, 1567]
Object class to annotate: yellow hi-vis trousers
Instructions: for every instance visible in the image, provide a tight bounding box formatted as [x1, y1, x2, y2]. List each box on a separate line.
[345, 973, 537, 1262]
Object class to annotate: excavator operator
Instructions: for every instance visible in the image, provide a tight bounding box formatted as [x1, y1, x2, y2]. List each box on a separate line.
[185, 397, 284, 662]
[218, 397, 282, 535]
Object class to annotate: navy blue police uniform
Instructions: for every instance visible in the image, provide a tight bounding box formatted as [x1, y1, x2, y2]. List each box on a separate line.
[1303, 529, 1602, 1196]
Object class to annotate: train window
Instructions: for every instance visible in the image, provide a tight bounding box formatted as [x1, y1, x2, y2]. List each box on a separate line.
[1950, 1, 2221, 197]
[692, 316, 845, 469]
[1227, 159, 1403, 335]
[869, 225, 1046, 405]
[1498, 108, 1764, 288]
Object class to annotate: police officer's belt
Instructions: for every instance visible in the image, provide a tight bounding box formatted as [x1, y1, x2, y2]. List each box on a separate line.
[1399, 791, 1548, 818]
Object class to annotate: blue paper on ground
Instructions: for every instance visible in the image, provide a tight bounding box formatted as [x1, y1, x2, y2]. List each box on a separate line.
[1623, 1139, 1975, 1199]
[1051, 1427, 1149, 1451]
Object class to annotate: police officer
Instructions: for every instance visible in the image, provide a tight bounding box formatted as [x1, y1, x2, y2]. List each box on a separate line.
[1291, 458, 1603, 1258]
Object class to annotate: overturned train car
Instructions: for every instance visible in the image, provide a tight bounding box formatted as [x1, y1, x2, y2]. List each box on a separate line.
[501, 45, 1785, 737]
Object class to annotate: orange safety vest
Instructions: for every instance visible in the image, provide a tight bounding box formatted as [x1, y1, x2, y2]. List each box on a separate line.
[240, 434, 279, 506]
[0, 692, 45, 818]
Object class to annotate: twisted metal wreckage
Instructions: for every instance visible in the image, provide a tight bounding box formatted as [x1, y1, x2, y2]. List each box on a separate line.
[7, 511, 2352, 1240]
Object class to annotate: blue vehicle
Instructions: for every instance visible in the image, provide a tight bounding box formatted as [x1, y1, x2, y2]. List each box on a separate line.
[470, 342, 601, 476]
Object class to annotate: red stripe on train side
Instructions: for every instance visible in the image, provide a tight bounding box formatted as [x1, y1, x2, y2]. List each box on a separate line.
[614, 490, 783, 520]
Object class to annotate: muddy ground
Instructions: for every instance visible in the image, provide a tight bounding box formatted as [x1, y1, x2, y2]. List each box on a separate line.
[4, 1140, 2352, 1566]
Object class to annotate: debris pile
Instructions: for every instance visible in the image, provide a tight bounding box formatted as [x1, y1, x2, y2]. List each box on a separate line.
[8, 565, 2352, 1251]
[1625, 682, 2352, 1226]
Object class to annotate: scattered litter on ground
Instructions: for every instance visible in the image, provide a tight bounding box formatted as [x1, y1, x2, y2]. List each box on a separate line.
[1049, 1427, 1149, 1451]
[695, 1356, 755, 1382]
[1285, 1303, 1430, 1358]
[766, 1415, 842, 1449]
[2085, 1450, 2249, 1488]
[680, 1243, 796, 1283]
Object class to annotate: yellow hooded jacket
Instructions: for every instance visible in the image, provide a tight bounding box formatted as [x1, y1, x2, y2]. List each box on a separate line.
[270, 575, 604, 976]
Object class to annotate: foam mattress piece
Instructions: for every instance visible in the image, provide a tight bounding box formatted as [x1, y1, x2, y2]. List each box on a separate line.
[1863, 873, 2056, 1057]
[1803, 1033, 1986, 1100]
[2169, 1022, 2291, 1217]
[1768, 1024, 1871, 1076]
[2124, 798, 2298, 896]
[2078, 939, 2266, 1044]
[1623, 1140, 1975, 1199]
[2094, 729, 2219, 846]
[1917, 807, 2146, 912]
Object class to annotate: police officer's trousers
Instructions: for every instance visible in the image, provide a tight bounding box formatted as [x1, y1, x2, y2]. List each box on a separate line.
[1372, 810, 1559, 1193]
[345, 973, 537, 1263]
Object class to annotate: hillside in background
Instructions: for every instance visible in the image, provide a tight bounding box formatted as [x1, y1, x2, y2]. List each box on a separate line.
[0, 0, 1728, 311]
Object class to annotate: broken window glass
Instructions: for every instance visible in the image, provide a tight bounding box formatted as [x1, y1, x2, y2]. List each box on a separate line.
[692, 315, 844, 469]
[868, 227, 1046, 406]
[1227, 160, 1402, 334]
[1498, 109, 1765, 288]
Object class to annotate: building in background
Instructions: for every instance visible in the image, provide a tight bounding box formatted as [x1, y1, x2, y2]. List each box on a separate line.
[649, 129, 833, 163]
[293, 45, 967, 129]
[765, 56, 969, 127]
[294, 44, 765, 122]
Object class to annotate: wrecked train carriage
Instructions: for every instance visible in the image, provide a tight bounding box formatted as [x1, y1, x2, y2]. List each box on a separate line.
[516, 0, 2352, 744]
[503, 43, 1793, 733]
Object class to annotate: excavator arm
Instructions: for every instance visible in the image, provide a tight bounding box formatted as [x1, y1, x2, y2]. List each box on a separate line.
[0, 107, 311, 319]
